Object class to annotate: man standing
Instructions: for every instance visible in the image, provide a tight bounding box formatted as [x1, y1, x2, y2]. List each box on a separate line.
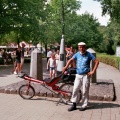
[62, 42, 99, 111]
[21, 43, 25, 72]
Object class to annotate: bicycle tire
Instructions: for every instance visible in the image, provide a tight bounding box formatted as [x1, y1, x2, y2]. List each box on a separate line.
[18, 85, 35, 99]
[59, 83, 82, 105]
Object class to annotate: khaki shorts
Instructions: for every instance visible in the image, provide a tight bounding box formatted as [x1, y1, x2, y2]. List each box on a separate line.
[21, 58, 24, 66]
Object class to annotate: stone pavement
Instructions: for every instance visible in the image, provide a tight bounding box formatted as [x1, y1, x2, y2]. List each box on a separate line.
[0, 58, 120, 120]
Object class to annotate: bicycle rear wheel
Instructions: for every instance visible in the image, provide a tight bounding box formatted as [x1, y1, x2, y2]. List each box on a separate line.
[59, 83, 82, 105]
[18, 85, 35, 99]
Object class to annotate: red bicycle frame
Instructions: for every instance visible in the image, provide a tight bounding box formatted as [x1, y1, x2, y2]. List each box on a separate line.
[23, 74, 70, 96]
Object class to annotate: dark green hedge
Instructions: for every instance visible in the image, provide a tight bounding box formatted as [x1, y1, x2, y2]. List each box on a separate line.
[97, 53, 120, 69]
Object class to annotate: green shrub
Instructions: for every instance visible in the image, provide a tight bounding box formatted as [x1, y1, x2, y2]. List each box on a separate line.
[97, 53, 120, 69]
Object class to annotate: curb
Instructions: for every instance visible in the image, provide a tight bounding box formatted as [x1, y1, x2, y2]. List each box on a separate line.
[0, 79, 115, 101]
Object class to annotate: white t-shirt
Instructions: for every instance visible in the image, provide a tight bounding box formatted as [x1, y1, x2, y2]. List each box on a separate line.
[49, 58, 56, 67]
[47, 51, 52, 57]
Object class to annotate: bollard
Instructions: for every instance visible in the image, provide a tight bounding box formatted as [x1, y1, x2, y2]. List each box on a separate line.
[87, 48, 96, 83]
[57, 35, 66, 75]
[30, 48, 43, 80]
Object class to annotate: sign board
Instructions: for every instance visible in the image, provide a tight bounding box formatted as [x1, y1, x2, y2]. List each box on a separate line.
[60, 54, 64, 61]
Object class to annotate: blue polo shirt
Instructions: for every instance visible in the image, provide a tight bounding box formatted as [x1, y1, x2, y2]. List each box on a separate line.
[72, 51, 96, 74]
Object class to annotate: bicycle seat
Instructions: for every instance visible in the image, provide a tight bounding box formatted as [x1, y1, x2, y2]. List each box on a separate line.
[43, 73, 63, 83]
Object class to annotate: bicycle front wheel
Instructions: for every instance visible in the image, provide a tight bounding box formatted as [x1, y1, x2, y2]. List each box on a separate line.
[18, 85, 35, 99]
[59, 83, 81, 105]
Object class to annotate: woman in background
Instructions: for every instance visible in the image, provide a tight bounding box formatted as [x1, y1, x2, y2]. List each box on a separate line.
[14, 46, 21, 75]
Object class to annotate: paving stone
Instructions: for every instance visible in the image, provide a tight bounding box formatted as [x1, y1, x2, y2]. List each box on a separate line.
[0, 87, 5, 93]
[4, 88, 11, 94]
[10, 88, 17, 94]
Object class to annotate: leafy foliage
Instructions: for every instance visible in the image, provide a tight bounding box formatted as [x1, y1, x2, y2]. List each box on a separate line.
[44, 0, 102, 51]
[0, 0, 45, 44]
[95, 0, 120, 23]
[98, 20, 120, 54]
[65, 13, 103, 51]
[0, 0, 119, 56]
[45, 0, 81, 42]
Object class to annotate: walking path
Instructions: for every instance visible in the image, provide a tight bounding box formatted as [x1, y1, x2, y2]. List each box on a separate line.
[0, 58, 120, 120]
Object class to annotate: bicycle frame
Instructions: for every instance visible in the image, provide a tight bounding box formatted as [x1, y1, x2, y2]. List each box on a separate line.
[22, 74, 71, 96]
[18, 73, 82, 105]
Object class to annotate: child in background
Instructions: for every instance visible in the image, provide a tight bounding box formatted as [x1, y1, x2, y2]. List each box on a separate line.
[47, 53, 56, 79]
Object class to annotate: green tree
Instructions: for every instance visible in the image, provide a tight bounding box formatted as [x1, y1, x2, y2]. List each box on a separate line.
[94, 0, 120, 54]
[95, 0, 120, 23]
[98, 20, 120, 54]
[39, 0, 81, 53]
[45, 0, 81, 43]
[0, 0, 45, 44]
[65, 13, 103, 51]
[43, 1, 103, 51]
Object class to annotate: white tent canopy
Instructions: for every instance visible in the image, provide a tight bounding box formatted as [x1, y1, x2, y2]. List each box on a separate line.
[0, 41, 35, 49]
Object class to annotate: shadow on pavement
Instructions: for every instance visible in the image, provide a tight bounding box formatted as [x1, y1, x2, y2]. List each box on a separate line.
[0, 65, 13, 77]
[87, 102, 120, 110]
[19, 97, 61, 105]
[17, 96, 120, 109]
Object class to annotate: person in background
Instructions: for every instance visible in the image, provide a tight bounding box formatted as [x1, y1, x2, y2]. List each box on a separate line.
[55, 50, 60, 68]
[1, 49, 7, 65]
[47, 53, 56, 79]
[11, 48, 17, 74]
[47, 48, 52, 71]
[11, 59, 17, 74]
[14, 46, 21, 75]
[20, 43, 25, 72]
[62, 42, 99, 111]
[66, 46, 75, 68]
[47, 48, 52, 62]
[29, 48, 32, 55]
[66, 46, 74, 61]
